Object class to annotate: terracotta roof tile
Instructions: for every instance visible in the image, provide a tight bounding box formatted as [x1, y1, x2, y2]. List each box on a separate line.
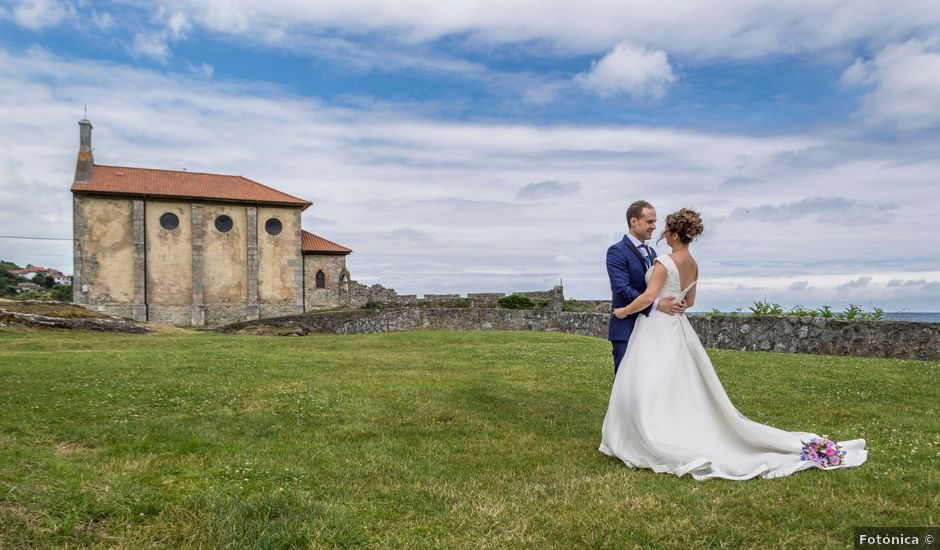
[302, 230, 352, 255]
[71, 165, 312, 210]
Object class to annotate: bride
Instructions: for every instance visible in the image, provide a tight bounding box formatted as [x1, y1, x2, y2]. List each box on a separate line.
[599, 208, 868, 480]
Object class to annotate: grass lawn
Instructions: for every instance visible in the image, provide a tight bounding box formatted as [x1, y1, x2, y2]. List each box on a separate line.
[0, 328, 937, 548]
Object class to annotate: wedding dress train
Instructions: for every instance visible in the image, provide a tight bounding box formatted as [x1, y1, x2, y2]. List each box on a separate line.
[599, 255, 867, 480]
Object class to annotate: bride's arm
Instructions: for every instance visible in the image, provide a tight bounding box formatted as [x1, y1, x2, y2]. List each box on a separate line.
[613, 263, 667, 318]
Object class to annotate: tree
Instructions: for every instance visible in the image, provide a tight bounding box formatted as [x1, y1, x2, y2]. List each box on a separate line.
[0, 263, 17, 297]
[51, 284, 73, 302]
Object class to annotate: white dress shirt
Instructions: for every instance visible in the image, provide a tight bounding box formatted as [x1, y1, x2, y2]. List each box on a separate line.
[626, 233, 661, 313]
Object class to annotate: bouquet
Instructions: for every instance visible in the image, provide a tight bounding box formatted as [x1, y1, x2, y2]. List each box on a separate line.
[800, 435, 846, 468]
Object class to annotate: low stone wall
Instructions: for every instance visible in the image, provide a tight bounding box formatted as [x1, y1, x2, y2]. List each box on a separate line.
[220, 307, 606, 339]
[689, 315, 939, 360]
[219, 309, 939, 361]
[341, 282, 565, 312]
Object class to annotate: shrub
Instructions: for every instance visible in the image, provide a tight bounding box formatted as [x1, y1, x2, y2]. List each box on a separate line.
[749, 299, 783, 316]
[51, 284, 72, 302]
[563, 299, 596, 313]
[453, 298, 470, 308]
[497, 294, 534, 310]
[861, 307, 885, 321]
[842, 304, 864, 320]
[788, 306, 817, 317]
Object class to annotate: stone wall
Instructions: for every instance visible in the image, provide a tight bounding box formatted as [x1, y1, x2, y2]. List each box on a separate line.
[341, 282, 565, 312]
[303, 254, 348, 309]
[220, 307, 606, 339]
[688, 315, 939, 360]
[219, 309, 940, 361]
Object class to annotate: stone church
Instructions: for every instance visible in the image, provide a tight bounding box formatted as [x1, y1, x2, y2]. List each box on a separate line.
[71, 119, 353, 325]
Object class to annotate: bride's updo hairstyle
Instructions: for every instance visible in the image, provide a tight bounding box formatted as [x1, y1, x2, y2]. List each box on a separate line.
[662, 208, 704, 244]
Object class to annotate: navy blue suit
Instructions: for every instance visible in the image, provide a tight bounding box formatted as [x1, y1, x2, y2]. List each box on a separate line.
[607, 235, 656, 374]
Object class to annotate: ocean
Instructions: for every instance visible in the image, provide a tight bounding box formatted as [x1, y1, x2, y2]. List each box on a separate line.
[883, 312, 940, 323]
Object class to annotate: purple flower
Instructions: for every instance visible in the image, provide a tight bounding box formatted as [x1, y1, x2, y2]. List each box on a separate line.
[830, 456, 841, 466]
[807, 451, 819, 462]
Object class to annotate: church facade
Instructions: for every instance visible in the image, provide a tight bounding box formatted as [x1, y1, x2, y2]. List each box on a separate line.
[71, 119, 352, 325]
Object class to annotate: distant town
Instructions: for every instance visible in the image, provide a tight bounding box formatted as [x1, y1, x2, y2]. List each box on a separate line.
[0, 261, 72, 301]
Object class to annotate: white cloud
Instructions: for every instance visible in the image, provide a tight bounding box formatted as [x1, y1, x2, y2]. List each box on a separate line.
[730, 197, 896, 226]
[186, 61, 213, 78]
[131, 32, 171, 63]
[516, 180, 580, 201]
[837, 276, 873, 290]
[89, 10, 114, 31]
[10, 1, 934, 82]
[0, 46, 938, 310]
[166, 11, 191, 40]
[12, 0, 73, 30]
[842, 40, 940, 130]
[575, 42, 676, 99]
[136, 1, 940, 61]
[788, 280, 810, 291]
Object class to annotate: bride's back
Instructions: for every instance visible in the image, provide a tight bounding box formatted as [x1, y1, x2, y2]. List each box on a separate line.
[670, 251, 698, 293]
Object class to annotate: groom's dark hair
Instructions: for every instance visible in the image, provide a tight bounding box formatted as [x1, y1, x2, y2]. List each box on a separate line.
[626, 200, 654, 227]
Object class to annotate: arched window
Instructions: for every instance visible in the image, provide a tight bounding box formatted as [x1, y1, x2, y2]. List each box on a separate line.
[315, 270, 326, 289]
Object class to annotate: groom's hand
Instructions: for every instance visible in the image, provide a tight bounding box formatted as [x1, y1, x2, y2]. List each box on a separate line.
[657, 297, 683, 315]
[656, 297, 681, 315]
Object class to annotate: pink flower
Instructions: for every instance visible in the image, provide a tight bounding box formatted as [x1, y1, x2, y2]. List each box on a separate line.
[825, 446, 836, 457]
[807, 451, 819, 462]
[809, 444, 818, 452]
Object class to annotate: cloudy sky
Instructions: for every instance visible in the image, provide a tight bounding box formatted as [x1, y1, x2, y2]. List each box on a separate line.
[1, 0, 939, 312]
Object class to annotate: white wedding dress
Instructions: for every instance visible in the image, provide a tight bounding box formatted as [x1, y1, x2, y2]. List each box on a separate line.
[599, 255, 868, 480]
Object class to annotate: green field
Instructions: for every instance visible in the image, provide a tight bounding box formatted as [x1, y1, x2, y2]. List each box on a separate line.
[0, 328, 937, 548]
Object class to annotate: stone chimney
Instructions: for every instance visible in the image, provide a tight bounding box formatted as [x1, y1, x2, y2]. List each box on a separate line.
[74, 119, 94, 183]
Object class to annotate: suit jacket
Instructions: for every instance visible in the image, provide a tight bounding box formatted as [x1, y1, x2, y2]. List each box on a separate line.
[607, 235, 656, 341]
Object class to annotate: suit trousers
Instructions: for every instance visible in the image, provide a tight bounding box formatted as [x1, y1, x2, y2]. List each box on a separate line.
[611, 340, 628, 375]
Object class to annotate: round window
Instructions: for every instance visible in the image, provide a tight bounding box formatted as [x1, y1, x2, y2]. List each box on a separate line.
[265, 218, 282, 236]
[159, 212, 179, 230]
[215, 215, 233, 233]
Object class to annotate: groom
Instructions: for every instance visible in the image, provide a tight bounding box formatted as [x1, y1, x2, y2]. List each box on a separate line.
[607, 200, 686, 374]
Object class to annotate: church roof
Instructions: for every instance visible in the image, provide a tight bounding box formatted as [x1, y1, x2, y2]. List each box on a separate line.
[302, 230, 352, 255]
[71, 165, 312, 210]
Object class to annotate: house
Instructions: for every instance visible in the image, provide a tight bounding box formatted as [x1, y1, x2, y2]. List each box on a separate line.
[9, 265, 69, 284]
[13, 282, 42, 293]
[9, 266, 39, 280]
[70, 119, 352, 325]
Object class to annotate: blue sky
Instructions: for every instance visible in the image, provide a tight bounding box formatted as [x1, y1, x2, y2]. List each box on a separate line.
[1, 0, 939, 311]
